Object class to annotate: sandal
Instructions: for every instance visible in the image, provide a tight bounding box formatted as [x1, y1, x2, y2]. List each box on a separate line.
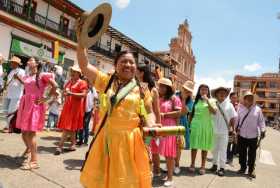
[21, 149, 31, 159]
[20, 161, 40, 170]
[189, 166, 195, 173]
[199, 168, 206, 175]
[67, 146, 76, 152]
[54, 148, 63, 155]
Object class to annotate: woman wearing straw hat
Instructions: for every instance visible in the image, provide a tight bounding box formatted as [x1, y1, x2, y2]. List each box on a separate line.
[77, 48, 158, 187]
[76, 3, 162, 186]
[189, 84, 217, 175]
[174, 80, 194, 174]
[157, 78, 182, 187]
[55, 65, 88, 155]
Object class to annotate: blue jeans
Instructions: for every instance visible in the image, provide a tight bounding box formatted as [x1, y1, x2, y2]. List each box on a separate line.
[46, 112, 58, 129]
[78, 110, 92, 144]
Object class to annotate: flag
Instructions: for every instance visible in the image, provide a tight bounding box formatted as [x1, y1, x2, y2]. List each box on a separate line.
[52, 41, 59, 62]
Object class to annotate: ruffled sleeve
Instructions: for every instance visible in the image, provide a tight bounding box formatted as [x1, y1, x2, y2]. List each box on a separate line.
[41, 73, 54, 85]
[94, 71, 110, 93]
[79, 80, 88, 92]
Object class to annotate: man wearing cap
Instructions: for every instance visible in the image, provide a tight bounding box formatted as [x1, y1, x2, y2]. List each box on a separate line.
[236, 91, 266, 178]
[210, 87, 237, 176]
[2, 56, 25, 132]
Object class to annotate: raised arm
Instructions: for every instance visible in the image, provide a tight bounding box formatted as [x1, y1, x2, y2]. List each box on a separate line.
[77, 46, 99, 84]
[76, 19, 99, 84]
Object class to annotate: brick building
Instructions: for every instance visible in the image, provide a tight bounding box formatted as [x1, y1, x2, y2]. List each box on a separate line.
[234, 73, 280, 121]
[154, 19, 196, 89]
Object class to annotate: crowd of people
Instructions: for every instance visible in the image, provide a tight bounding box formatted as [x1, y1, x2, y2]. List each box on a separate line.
[0, 46, 266, 188]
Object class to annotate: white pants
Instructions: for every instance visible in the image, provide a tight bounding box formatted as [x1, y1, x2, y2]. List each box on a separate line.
[213, 134, 228, 169]
[3, 98, 20, 126]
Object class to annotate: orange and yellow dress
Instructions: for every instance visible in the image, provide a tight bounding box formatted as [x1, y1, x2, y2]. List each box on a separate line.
[80, 71, 152, 188]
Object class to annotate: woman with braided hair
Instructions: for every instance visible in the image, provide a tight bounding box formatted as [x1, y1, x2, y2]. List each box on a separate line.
[15, 57, 57, 170]
[77, 45, 160, 187]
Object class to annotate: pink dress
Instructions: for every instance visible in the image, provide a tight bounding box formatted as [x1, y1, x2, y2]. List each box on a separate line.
[16, 73, 53, 132]
[151, 96, 182, 158]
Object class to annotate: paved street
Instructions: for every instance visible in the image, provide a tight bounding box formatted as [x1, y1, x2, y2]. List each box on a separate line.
[0, 119, 279, 188]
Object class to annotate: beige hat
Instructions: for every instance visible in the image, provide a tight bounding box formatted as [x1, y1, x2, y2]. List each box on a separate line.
[243, 91, 254, 98]
[9, 56, 22, 65]
[182, 80, 194, 92]
[79, 3, 112, 48]
[158, 78, 173, 88]
[211, 87, 231, 98]
[70, 65, 82, 74]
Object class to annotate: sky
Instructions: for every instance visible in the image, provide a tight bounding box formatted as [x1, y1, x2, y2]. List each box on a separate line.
[71, 0, 280, 91]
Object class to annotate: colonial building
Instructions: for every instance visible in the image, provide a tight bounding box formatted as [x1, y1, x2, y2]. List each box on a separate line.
[234, 73, 280, 121]
[154, 20, 196, 89]
[0, 0, 80, 72]
[0, 0, 170, 76]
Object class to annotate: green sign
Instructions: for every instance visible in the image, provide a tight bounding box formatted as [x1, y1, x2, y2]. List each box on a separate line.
[11, 38, 55, 63]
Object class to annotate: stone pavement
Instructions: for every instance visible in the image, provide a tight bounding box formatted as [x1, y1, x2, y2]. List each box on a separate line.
[0, 121, 280, 188]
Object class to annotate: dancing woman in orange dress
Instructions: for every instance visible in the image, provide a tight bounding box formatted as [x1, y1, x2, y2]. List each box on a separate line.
[77, 41, 158, 187]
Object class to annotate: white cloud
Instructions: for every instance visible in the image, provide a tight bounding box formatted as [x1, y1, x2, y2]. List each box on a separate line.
[115, 0, 130, 9]
[243, 63, 262, 72]
[194, 76, 233, 94]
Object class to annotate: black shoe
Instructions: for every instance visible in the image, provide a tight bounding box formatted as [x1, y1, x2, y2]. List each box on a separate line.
[76, 141, 83, 146]
[237, 168, 246, 174]
[217, 168, 225, 177]
[210, 165, 218, 173]
[248, 170, 256, 178]
[54, 148, 62, 155]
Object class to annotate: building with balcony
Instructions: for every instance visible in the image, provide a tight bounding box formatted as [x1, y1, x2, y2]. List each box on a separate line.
[0, 0, 170, 76]
[234, 73, 280, 121]
[154, 20, 196, 89]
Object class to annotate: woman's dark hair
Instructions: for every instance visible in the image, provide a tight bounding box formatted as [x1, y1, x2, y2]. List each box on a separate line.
[33, 58, 43, 89]
[137, 64, 155, 90]
[160, 84, 174, 100]
[177, 91, 192, 105]
[114, 50, 137, 65]
[230, 92, 237, 98]
[190, 84, 211, 119]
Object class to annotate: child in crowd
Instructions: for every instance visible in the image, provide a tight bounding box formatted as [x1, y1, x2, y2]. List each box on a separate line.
[46, 89, 61, 131]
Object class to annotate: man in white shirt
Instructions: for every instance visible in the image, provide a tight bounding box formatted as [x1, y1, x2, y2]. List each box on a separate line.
[2, 56, 25, 132]
[210, 87, 237, 176]
[77, 79, 98, 145]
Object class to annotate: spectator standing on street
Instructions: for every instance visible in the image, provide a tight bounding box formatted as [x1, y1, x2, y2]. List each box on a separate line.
[236, 91, 266, 178]
[55, 66, 87, 155]
[136, 64, 161, 177]
[2, 56, 25, 133]
[227, 92, 239, 164]
[16, 58, 57, 170]
[156, 78, 182, 187]
[46, 89, 61, 131]
[77, 78, 97, 146]
[189, 84, 217, 175]
[210, 87, 237, 176]
[175, 81, 194, 175]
